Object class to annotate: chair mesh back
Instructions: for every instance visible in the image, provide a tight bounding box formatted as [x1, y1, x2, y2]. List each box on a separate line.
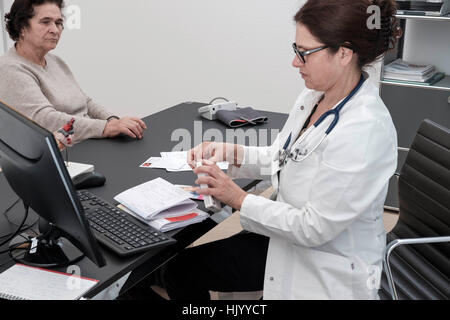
[381, 119, 450, 300]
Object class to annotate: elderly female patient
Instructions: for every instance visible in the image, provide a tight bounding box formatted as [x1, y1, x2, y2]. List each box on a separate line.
[0, 0, 146, 144]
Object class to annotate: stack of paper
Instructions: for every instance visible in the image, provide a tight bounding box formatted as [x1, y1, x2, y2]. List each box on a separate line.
[120, 206, 208, 232]
[114, 178, 209, 231]
[140, 151, 229, 172]
[383, 59, 441, 83]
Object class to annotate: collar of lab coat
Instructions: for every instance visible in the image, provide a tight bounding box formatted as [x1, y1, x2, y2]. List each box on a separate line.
[300, 72, 369, 113]
[287, 72, 370, 152]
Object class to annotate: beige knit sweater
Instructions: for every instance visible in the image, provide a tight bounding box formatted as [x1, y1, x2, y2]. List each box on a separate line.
[0, 46, 116, 143]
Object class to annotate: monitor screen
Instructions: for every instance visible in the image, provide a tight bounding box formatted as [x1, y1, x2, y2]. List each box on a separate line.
[0, 100, 105, 268]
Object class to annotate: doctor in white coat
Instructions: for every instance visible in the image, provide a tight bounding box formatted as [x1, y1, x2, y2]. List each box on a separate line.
[161, 0, 401, 300]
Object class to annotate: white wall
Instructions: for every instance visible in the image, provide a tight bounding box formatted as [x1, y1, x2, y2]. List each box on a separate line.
[56, 0, 307, 117]
[402, 19, 450, 74]
[5, 1, 447, 119]
[0, 0, 7, 54]
[2, 0, 14, 51]
[0, 0, 388, 118]
[10, 0, 306, 118]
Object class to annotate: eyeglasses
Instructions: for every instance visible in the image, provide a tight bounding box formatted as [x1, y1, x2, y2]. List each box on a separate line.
[292, 43, 329, 64]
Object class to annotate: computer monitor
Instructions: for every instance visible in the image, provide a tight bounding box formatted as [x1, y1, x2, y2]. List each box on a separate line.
[0, 100, 106, 268]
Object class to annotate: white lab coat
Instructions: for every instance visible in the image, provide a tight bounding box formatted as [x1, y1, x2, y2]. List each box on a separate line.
[228, 76, 398, 300]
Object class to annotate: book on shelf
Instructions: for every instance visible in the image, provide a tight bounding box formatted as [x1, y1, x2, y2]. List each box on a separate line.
[114, 177, 209, 231]
[397, 10, 444, 17]
[383, 59, 439, 82]
[396, 1, 447, 16]
[382, 72, 445, 86]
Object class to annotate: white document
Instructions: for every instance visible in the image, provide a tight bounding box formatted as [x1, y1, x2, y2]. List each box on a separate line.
[114, 178, 197, 220]
[160, 151, 192, 172]
[160, 151, 229, 171]
[66, 161, 94, 179]
[139, 157, 186, 171]
[139, 152, 229, 172]
[0, 264, 98, 300]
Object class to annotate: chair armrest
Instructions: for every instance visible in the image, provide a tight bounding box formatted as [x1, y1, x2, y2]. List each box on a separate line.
[383, 236, 450, 300]
[393, 147, 408, 180]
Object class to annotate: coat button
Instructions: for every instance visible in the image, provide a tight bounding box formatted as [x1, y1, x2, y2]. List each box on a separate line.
[269, 276, 274, 281]
[300, 106, 304, 110]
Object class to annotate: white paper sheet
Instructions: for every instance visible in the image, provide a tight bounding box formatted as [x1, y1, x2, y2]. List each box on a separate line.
[161, 151, 229, 171]
[139, 157, 185, 170]
[139, 152, 229, 172]
[114, 178, 197, 220]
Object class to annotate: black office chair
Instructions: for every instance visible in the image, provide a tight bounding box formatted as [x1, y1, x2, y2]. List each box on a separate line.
[379, 119, 450, 300]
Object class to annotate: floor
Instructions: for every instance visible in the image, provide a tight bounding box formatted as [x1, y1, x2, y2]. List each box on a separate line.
[152, 187, 400, 300]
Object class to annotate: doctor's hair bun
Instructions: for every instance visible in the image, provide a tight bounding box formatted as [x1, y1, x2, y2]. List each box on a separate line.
[294, 0, 402, 69]
[5, 0, 65, 42]
[371, 0, 402, 54]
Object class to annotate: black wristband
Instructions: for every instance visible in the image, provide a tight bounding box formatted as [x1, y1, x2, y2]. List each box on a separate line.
[106, 116, 120, 122]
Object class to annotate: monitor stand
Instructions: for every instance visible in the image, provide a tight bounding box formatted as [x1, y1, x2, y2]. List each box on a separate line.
[0, 171, 14, 238]
[0, 213, 11, 238]
[9, 218, 84, 269]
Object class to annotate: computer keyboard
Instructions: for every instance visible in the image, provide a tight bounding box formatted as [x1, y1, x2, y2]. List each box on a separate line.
[77, 190, 176, 257]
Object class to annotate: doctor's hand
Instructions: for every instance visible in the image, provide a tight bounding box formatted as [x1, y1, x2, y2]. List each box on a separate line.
[187, 142, 244, 169]
[194, 160, 248, 211]
[102, 117, 147, 139]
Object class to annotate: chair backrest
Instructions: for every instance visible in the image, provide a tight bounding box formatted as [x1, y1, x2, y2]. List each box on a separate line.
[380, 119, 450, 300]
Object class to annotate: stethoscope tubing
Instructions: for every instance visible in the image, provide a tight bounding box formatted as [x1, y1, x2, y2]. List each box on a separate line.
[280, 74, 366, 164]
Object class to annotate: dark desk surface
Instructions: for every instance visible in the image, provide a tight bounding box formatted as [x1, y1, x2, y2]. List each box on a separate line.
[0, 102, 288, 298]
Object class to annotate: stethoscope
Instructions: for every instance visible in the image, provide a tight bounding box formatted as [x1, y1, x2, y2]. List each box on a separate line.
[278, 74, 366, 167]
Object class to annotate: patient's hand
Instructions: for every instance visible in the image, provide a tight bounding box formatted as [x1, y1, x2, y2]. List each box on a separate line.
[102, 117, 147, 139]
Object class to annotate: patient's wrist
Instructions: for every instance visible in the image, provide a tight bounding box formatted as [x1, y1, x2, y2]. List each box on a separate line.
[107, 115, 120, 122]
[103, 119, 117, 137]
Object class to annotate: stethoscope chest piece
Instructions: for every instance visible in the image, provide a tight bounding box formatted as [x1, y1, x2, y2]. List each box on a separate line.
[278, 148, 290, 167]
[279, 147, 308, 167]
